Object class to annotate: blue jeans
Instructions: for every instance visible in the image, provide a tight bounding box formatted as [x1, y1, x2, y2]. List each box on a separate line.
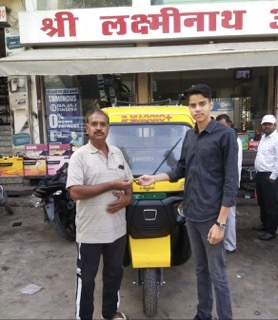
[224, 206, 236, 251]
[187, 219, 232, 320]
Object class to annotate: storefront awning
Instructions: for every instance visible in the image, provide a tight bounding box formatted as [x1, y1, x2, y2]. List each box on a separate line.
[0, 41, 278, 76]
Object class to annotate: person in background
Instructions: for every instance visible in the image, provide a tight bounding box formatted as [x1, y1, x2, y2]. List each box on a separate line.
[70, 131, 83, 146]
[216, 114, 243, 254]
[66, 109, 133, 320]
[253, 114, 278, 240]
[136, 84, 238, 320]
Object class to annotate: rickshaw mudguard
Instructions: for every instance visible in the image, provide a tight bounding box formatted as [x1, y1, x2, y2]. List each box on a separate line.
[128, 235, 171, 268]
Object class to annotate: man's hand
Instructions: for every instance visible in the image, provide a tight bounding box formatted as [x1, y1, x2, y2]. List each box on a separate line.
[207, 224, 225, 245]
[106, 191, 131, 214]
[113, 178, 133, 190]
[136, 175, 156, 186]
[69, 179, 132, 201]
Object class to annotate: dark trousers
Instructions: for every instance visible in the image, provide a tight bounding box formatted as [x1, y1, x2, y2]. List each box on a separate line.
[75, 235, 127, 320]
[255, 172, 278, 235]
[187, 219, 232, 320]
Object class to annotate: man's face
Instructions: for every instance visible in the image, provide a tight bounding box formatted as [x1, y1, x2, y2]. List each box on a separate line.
[71, 132, 78, 139]
[188, 94, 213, 123]
[86, 112, 109, 143]
[261, 122, 277, 136]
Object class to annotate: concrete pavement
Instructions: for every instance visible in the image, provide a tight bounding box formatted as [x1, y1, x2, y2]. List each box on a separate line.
[0, 198, 278, 319]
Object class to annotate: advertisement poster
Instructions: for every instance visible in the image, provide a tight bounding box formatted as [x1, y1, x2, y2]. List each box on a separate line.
[211, 99, 234, 122]
[45, 88, 84, 146]
[5, 28, 25, 56]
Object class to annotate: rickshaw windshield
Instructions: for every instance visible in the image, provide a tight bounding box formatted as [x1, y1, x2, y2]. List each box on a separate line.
[107, 124, 191, 176]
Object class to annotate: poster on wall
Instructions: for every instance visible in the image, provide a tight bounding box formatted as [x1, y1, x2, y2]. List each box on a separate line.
[5, 28, 25, 56]
[8, 75, 28, 110]
[45, 88, 84, 146]
[211, 99, 234, 123]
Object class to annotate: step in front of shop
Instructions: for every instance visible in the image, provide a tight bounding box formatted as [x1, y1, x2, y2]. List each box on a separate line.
[0, 176, 34, 197]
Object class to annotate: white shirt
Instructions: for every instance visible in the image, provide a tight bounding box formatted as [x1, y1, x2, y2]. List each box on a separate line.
[237, 137, 243, 186]
[254, 130, 278, 180]
[66, 142, 133, 244]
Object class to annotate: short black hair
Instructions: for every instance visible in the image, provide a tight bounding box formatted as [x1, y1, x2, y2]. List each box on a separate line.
[215, 114, 231, 123]
[184, 84, 212, 99]
[85, 108, 109, 124]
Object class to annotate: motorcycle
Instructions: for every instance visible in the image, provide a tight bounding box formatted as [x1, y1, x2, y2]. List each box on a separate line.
[33, 162, 76, 242]
[0, 185, 14, 215]
[240, 167, 257, 198]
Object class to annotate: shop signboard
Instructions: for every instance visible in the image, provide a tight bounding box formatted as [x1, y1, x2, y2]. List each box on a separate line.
[18, 1, 278, 45]
[45, 88, 84, 146]
[211, 99, 234, 121]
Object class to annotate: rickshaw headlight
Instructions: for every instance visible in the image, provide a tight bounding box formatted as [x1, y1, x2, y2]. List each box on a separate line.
[176, 201, 186, 224]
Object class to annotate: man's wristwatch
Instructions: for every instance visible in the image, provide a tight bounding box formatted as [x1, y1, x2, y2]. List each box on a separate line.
[215, 221, 227, 230]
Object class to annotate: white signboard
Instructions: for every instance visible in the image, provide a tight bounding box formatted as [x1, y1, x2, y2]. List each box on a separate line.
[18, 1, 278, 45]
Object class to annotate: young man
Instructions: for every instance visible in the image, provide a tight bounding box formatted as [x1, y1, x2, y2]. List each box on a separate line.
[137, 84, 238, 320]
[216, 114, 243, 253]
[253, 114, 278, 240]
[67, 109, 133, 320]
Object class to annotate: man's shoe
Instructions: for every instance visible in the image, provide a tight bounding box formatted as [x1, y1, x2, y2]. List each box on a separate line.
[111, 312, 129, 320]
[193, 314, 212, 320]
[252, 224, 267, 231]
[102, 312, 130, 320]
[226, 249, 236, 254]
[258, 232, 276, 241]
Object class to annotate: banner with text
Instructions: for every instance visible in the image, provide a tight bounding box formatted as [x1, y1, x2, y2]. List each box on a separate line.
[45, 88, 84, 146]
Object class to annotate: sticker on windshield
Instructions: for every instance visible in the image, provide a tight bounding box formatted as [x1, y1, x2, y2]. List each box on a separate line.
[121, 114, 172, 123]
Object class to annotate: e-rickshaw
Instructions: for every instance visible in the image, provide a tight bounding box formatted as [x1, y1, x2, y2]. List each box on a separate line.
[104, 106, 195, 317]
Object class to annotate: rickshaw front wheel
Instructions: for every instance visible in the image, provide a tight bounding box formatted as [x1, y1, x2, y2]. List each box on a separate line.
[143, 268, 158, 318]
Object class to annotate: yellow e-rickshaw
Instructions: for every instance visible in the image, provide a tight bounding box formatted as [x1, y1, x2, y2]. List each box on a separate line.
[104, 106, 195, 318]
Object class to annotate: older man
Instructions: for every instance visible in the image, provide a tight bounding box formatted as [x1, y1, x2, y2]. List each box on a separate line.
[253, 114, 278, 240]
[67, 109, 133, 320]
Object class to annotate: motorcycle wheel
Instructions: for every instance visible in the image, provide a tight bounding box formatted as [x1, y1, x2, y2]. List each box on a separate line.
[52, 200, 76, 242]
[4, 202, 14, 215]
[143, 268, 158, 318]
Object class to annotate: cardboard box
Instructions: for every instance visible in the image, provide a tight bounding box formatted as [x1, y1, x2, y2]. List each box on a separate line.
[238, 133, 249, 151]
[0, 157, 24, 177]
[23, 159, 47, 177]
[47, 156, 70, 175]
[25, 144, 48, 158]
[48, 144, 72, 156]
